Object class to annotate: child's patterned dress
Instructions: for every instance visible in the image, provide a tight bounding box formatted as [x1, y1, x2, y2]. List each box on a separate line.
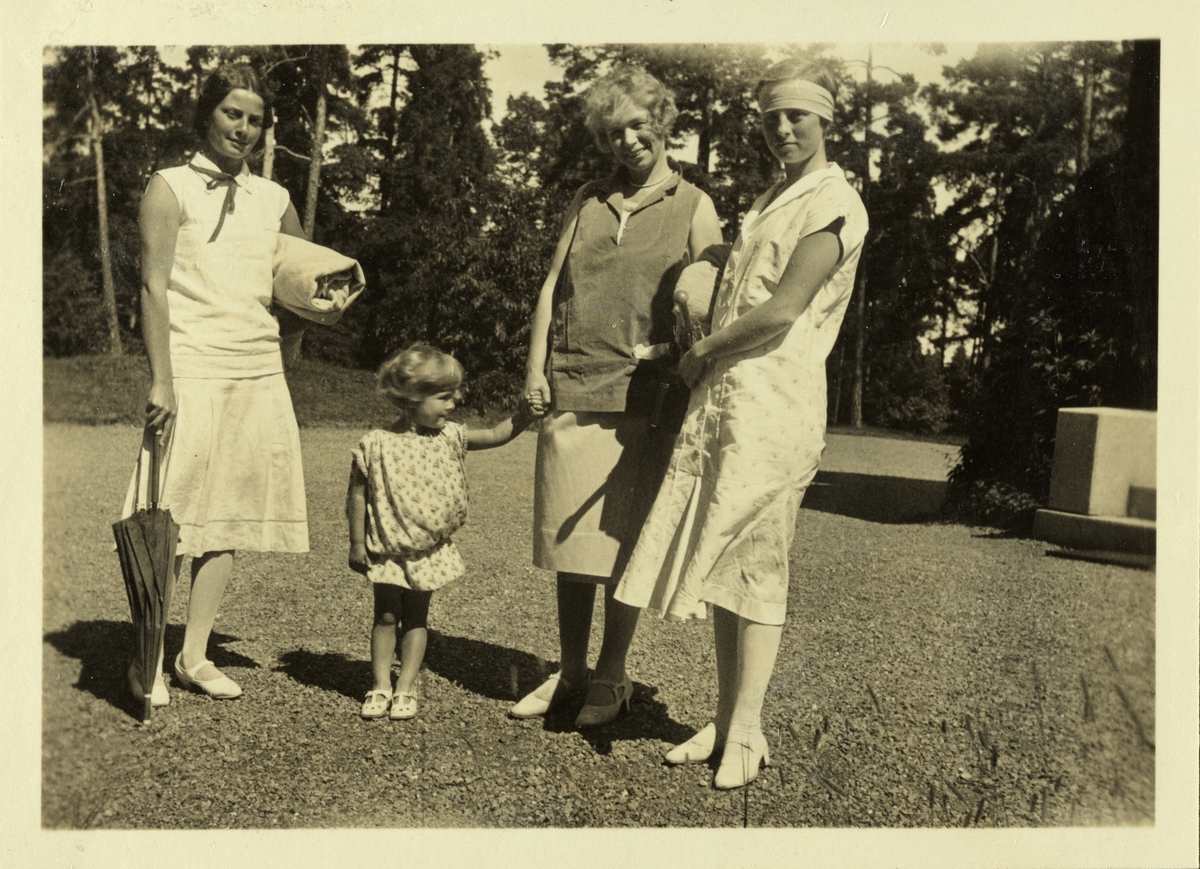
[350, 422, 468, 592]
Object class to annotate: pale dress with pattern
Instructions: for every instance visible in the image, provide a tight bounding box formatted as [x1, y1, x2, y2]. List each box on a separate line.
[614, 164, 868, 626]
[351, 422, 468, 592]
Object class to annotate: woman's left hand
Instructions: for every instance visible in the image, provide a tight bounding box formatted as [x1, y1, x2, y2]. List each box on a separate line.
[677, 343, 708, 389]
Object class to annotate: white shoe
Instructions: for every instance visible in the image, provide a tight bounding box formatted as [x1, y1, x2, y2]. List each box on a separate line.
[665, 722, 723, 764]
[128, 661, 170, 707]
[713, 726, 770, 789]
[360, 689, 391, 719]
[174, 653, 243, 699]
[389, 691, 418, 720]
[509, 670, 585, 719]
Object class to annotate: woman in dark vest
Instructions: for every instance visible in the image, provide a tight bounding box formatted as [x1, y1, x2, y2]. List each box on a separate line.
[512, 67, 723, 727]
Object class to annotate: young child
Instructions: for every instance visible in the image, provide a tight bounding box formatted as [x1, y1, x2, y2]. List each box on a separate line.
[347, 342, 535, 720]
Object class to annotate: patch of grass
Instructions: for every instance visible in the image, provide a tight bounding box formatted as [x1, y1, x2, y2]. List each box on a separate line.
[279, 359, 396, 428]
[827, 423, 967, 447]
[43, 355, 499, 429]
[43, 355, 152, 426]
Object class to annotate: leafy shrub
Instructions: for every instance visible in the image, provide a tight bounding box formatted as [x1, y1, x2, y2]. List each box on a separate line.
[865, 349, 953, 435]
[942, 478, 1044, 531]
[43, 249, 107, 357]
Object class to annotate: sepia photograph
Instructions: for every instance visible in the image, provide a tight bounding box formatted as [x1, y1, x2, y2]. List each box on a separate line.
[6, 1, 1198, 867]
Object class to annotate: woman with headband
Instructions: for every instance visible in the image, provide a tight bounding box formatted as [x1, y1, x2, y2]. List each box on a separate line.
[615, 59, 868, 789]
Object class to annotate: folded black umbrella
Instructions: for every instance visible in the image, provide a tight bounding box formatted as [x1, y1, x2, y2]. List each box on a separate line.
[112, 431, 178, 722]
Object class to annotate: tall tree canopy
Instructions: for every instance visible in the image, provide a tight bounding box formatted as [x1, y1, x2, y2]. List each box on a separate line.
[42, 42, 1157, 520]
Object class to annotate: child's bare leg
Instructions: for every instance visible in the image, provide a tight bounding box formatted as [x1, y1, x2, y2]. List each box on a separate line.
[371, 584, 404, 692]
[395, 589, 433, 695]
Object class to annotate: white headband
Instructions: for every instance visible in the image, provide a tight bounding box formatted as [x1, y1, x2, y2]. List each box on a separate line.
[758, 79, 835, 121]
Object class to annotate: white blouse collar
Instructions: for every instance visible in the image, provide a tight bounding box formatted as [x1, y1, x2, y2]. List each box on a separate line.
[743, 163, 846, 233]
[190, 151, 253, 190]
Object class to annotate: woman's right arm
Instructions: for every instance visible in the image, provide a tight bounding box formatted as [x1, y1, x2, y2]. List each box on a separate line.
[138, 175, 181, 445]
[523, 190, 584, 415]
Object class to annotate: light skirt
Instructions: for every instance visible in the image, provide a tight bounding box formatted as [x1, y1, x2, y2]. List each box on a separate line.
[533, 410, 673, 583]
[121, 374, 308, 557]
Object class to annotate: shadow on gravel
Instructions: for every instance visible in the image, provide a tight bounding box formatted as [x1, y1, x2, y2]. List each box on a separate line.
[803, 471, 946, 524]
[278, 633, 579, 706]
[43, 620, 257, 720]
[556, 683, 697, 756]
[276, 635, 696, 752]
[274, 648, 368, 700]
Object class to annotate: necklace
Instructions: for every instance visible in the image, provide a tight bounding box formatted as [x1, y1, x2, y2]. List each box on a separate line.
[626, 168, 672, 189]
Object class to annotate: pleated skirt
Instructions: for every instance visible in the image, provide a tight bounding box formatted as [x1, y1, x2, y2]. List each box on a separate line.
[121, 374, 308, 557]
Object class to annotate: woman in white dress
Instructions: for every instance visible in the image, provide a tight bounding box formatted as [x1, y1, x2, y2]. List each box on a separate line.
[126, 64, 309, 706]
[615, 60, 869, 788]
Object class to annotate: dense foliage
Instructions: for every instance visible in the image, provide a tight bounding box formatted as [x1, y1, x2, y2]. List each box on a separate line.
[42, 42, 1158, 518]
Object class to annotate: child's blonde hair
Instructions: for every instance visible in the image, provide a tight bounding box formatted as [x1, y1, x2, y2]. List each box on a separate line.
[376, 342, 464, 410]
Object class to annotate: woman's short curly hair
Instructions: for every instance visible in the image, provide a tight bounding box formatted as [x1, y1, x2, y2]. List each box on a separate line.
[755, 59, 840, 129]
[193, 64, 275, 139]
[582, 66, 679, 153]
[376, 342, 464, 409]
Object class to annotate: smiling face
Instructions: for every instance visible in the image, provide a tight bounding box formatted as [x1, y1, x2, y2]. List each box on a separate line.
[411, 390, 457, 431]
[605, 98, 667, 179]
[202, 88, 264, 171]
[761, 107, 826, 169]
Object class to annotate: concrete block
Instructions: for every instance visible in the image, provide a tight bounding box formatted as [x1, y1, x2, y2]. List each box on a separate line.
[1032, 509, 1156, 555]
[1047, 408, 1156, 516]
[1126, 486, 1156, 521]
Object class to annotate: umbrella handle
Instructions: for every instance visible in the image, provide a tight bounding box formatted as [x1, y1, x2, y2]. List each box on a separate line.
[140, 426, 162, 512]
[149, 434, 159, 511]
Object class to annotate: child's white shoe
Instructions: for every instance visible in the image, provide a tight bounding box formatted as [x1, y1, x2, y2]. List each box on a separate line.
[389, 691, 418, 720]
[360, 689, 391, 719]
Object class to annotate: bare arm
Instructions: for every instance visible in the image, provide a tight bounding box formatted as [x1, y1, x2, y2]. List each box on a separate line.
[280, 201, 305, 240]
[523, 189, 585, 415]
[687, 193, 724, 261]
[466, 406, 535, 451]
[276, 201, 309, 364]
[678, 230, 842, 387]
[347, 463, 369, 575]
[139, 175, 180, 445]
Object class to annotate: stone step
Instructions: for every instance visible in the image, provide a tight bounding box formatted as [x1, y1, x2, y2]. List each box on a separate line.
[1032, 509, 1155, 555]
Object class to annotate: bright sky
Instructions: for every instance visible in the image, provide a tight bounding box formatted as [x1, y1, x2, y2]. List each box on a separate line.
[483, 43, 980, 121]
[152, 43, 977, 126]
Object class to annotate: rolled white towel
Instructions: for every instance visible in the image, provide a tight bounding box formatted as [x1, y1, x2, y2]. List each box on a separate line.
[272, 234, 366, 325]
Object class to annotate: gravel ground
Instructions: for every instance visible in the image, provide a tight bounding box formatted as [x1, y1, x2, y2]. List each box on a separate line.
[42, 423, 1155, 830]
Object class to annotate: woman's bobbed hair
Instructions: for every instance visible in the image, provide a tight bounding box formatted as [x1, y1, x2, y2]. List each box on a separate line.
[376, 342, 464, 409]
[755, 59, 840, 129]
[582, 66, 679, 153]
[192, 64, 275, 139]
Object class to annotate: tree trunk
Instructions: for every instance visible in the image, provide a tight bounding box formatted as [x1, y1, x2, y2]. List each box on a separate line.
[261, 123, 276, 181]
[975, 234, 1000, 374]
[850, 47, 874, 428]
[697, 84, 714, 175]
[303, 84, 328, 240]
[851, 273, 866, 427]
[831, 339, 846, 425]
[1077, 58, 1093, 175]
[87, 77, 122, 357]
